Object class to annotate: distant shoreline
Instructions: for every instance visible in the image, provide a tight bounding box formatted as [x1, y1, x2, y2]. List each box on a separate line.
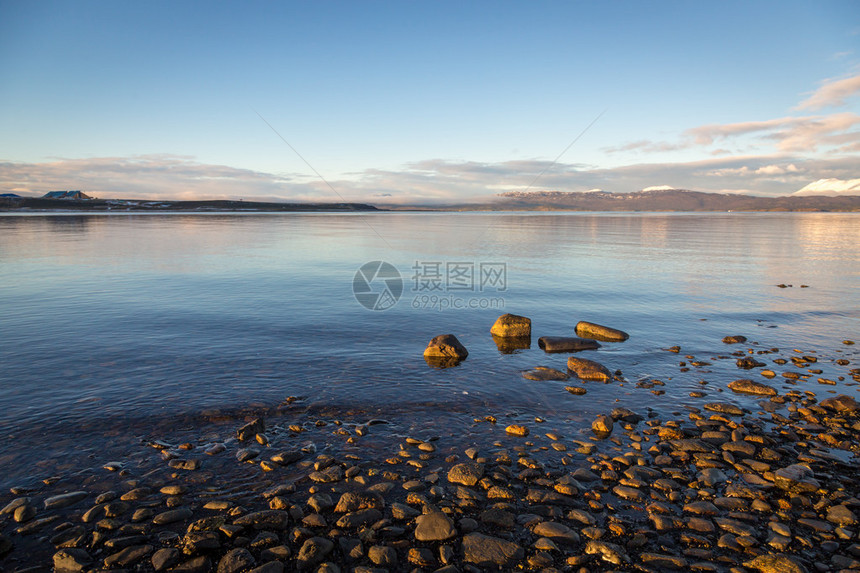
[2, 192, 860, 213]
[0, 198, 382, 212]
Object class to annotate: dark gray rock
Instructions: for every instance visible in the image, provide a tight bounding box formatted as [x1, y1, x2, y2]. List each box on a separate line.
[217, 548, 255, 573]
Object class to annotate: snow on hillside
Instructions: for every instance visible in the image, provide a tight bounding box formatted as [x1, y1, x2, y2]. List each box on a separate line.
[793, 178, 860, 196]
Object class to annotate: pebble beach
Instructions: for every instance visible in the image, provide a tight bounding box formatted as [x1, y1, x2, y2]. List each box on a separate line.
[1, 319, 858, 573]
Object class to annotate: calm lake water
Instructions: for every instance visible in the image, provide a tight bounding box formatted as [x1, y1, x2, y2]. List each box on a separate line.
[0, 212, 858, 487]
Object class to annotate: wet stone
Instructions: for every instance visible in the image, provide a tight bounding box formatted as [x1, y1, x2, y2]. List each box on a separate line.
[462, 532, 524, 569]
[447, 461, 483, 486]
[334, 491, 384, 513]
[368, 545, 398, 568]
[237, 417, 265, 441]
[296, 537, 334, 570]
[44, 491, 88, 510]
[216, 548, 255, 573]
[533, 521, 580, 545]
[335, 508, 382, 528]
[233, 510, 290, 530]
[103, 544, 153, 568]
[584, 540, 630, 565]
[592, 414, 614, 436]
[423, 334, 469, 360]
[568, 356, 612, 381]
[575, 320, 629, 342]
[743, 553, 810, 573]
[728, 379, 777, 396]
[153, 507, 193, 525]
[414, 511, 456, 541]
[522, 366, 570, 380]
[152, 547, 182, 571]
[773, 464, 820, 493]
[703, 402, 744, 415]
[826, 504, 858, 526]
[505, 424, 529, 436]
[53, 548, 93, 573]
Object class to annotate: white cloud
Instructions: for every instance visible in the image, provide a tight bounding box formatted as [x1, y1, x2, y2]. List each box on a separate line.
[685, 113, 860, 152]
[792, 178, 860, 196]
[796, 74, 860, 110]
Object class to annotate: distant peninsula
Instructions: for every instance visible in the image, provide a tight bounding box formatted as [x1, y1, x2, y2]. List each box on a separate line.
[0, 196, 381, 212]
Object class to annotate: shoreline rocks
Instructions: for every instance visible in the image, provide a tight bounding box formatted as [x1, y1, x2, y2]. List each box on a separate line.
[574, 321, 629, 342]
[3, 328, 859, 573]
[537, 336, 600, 353]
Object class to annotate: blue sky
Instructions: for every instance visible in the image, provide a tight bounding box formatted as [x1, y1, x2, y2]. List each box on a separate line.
[1, 0, 858, 202]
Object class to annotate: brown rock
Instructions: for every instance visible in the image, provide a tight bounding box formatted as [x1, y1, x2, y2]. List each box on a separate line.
[567, 357, 612, 382]
[424, 334, 468, 366]
[490, 313, 531, 338]
[728, 379, 777, 396]
[538, 336, 600, 353]
[463, 532, 524, 568]
[575, 321, 629, 342]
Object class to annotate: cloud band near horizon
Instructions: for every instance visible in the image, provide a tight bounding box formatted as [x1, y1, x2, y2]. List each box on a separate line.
[2, 153, 858, 203]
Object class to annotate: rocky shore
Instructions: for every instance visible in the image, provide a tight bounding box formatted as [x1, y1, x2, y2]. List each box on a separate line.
[1, 332, 858, 573]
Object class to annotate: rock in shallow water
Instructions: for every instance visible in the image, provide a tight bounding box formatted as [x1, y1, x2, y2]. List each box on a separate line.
[591, 415, 614, 436]
[728, 378, 777, 396]
[521, 366, 570, 381]
[575, 320, 629, 342]
[538, 336, 600, 353]
[424, 334, 468, 367]
[567, 357, 611, 381]
[490, 313, 531, 338]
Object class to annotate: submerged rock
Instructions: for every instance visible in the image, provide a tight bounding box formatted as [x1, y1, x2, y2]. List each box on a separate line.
[521, 366, 569, 381]
[538, 336, 600, 353]
[490, 313, 531, 338]
[722, 335, 748, 344]
[567, 357, 612, 382]
[575, 321, 629, 342]
[492, 334, 530, 353]
[727, 379, 777, 396]
[237, 418, 265, 441]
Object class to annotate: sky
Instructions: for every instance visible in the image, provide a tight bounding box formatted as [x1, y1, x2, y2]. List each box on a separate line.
[1, 0, 858, 203]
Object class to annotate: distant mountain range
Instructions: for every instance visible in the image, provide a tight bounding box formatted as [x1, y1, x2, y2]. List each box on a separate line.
[494, 189, 860, 211]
